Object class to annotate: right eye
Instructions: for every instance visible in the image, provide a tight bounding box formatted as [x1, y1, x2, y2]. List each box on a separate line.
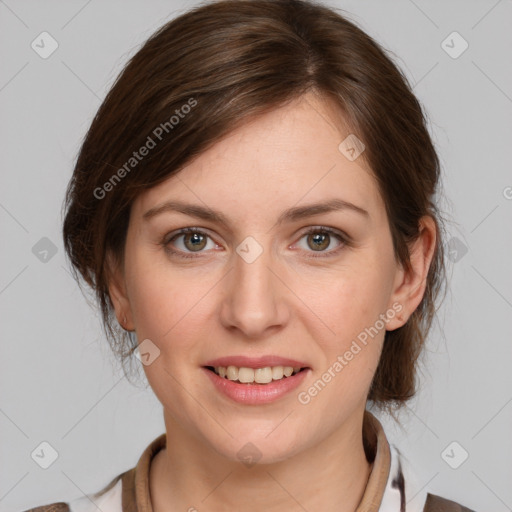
[163, 228, 221, 259]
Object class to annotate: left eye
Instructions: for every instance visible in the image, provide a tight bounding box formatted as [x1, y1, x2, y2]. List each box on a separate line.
[295, 228, 345, 253]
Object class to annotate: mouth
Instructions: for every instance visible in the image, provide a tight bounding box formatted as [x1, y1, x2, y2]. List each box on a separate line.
[202, 356, 311, 404]
[204, 365, 308, 384]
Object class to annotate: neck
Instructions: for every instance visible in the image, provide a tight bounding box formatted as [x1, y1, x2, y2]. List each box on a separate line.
[150, 409, 375, 512]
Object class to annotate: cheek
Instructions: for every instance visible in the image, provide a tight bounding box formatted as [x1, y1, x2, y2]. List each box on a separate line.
[125, 251, 215, 342]
[311, 267, 390, 345]
[125, 260, 214, 411]
[295, 256, 392, 399]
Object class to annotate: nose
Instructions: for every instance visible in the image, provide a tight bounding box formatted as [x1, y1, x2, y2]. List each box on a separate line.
[219, 243, 290, 339]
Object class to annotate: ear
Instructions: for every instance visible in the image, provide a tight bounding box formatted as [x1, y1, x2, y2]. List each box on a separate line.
[385, 215, 437, 331]
[106, 251, 135, 331]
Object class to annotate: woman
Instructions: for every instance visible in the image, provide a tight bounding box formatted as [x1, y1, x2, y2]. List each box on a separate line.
[26, 0, 476, 510]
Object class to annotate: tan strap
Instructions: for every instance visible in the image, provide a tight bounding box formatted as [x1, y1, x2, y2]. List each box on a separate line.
[121, 467, 138, 512]
[23, 504, 70, 512]
[356, 410, 392, 511]
[423, 493, 476, 512]
[122, 415, 392, 512]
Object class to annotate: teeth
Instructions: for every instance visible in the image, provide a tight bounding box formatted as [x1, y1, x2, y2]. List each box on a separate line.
[254, 367, 273, 383]
[271, 366, 283, 380]
[238, 367, 255, 383]
[213, 365, 303, 383]
[226, 366, 238, 380]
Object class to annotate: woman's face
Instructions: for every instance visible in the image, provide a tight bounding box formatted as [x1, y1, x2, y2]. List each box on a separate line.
[112, 93, 412, 463]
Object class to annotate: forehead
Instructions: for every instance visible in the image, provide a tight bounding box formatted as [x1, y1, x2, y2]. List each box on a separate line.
[133, 93, 383, 221]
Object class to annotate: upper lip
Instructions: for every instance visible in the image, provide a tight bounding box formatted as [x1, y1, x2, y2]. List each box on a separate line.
[203, 355, 310, 369]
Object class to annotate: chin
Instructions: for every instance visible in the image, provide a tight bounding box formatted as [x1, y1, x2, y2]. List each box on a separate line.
[211, 430, 307, 467]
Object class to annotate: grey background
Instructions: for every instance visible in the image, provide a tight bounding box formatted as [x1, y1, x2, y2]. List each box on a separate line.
[1, 0, 511, 510]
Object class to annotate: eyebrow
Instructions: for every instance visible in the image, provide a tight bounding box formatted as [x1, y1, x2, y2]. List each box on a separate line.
[142, 198, 369, 226]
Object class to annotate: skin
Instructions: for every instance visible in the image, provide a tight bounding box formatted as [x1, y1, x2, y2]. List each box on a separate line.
[108, 92, 436, 512]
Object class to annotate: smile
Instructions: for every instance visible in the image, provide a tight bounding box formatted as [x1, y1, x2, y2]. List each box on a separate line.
[202, 364, 310, 405]
[207, 365, 305, 384]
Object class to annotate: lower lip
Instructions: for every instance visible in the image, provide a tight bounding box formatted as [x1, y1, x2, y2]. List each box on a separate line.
[203, 367, 310, 405]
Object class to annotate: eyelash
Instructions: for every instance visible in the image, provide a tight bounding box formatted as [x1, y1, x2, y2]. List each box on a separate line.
[162, 226, 350, 260]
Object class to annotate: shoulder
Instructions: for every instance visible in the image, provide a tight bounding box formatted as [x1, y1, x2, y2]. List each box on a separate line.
[387, 444, 477, 512]
[19, 433, 162, 512]
[423, 493, 477, 512]
[20, 473, 124, 512]
[22, 505, 70, 512]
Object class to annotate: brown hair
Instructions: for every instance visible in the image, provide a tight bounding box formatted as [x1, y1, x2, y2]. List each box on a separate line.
[63, 0, 447, 415]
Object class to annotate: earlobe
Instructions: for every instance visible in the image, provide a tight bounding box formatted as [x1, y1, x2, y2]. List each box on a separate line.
[386, 216, 437, 331]
[106, 251, 135, 331]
